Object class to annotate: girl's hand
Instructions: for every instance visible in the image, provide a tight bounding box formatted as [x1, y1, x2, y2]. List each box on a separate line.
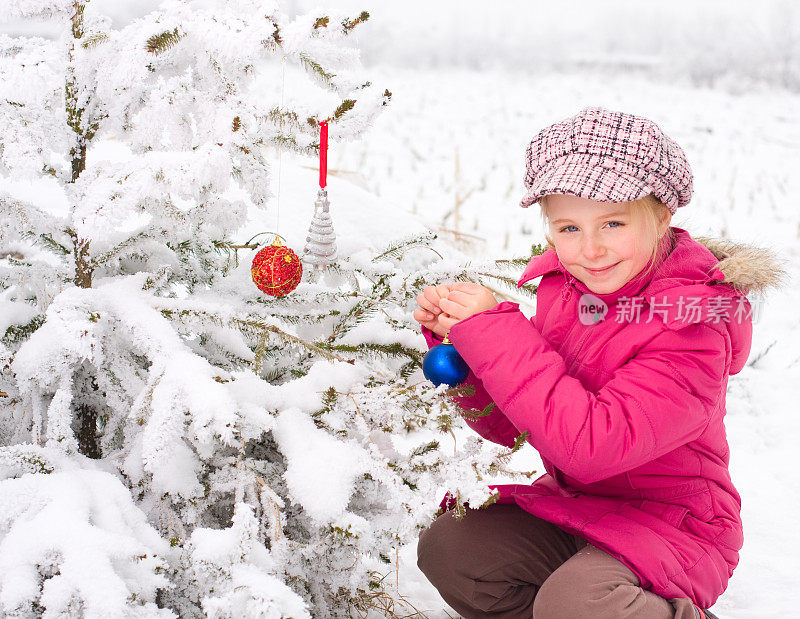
[413, 282, 500, 337]
[413, 284, 453, 338]
[437, 282, 500, 331]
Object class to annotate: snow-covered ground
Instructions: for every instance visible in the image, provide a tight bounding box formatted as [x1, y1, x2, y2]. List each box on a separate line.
[310, 66, 799, 618]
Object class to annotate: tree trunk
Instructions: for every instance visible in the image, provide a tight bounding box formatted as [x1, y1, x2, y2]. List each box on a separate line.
[73, 366, 102, 459]
[71, 231, 93, 288]
[69, 2, 100, 457]
[76, 402, 101, 459]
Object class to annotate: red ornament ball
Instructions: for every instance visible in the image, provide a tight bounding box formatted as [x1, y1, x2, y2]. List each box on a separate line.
[251, 238, 303, 296]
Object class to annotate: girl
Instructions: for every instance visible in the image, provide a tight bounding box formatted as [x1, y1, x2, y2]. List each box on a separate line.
[413, 107, 784, 618]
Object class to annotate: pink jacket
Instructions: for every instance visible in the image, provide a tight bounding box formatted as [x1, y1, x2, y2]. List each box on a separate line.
[422, 227, 768, 608]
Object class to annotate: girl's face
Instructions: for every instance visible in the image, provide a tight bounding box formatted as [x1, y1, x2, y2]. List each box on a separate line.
[544, 194, 670, 295]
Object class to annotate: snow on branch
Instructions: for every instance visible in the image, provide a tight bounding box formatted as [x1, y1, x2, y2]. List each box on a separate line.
[0, 0, 74, 22]
[0, 458, 171, 618]
[186, 503, 310, 618]
[0, 194, 68, 250]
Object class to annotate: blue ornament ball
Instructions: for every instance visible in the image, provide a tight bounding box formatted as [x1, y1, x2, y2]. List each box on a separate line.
[423, 340, 469, 387]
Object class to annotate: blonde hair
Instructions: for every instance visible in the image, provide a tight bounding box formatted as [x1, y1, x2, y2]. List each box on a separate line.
[538, 193, 675, 281]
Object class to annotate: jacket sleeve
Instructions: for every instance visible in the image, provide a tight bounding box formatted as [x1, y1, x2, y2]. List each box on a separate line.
[421, 325, 520, 448]
[446, 302, 727, 484]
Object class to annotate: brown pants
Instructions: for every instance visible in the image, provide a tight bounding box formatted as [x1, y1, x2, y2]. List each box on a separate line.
[417, 504, 700, 618]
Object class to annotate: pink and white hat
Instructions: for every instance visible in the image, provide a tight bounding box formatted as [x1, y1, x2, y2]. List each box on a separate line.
[519, 107, 693, 214]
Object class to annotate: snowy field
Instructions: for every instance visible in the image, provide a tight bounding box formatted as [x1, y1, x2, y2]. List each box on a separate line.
[309, 66, 799, 618]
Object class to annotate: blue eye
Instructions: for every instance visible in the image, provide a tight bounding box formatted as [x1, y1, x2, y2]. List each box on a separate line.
[558, 221, 624, 233]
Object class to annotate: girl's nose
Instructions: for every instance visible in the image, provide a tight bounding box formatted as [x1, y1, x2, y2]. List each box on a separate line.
[581, 234, 606, 260]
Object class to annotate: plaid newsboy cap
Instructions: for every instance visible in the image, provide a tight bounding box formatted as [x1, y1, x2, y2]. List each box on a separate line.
[520, 107, 693, 214]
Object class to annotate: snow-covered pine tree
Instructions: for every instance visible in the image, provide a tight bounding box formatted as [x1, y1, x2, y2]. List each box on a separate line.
[0, 1, 534, 616]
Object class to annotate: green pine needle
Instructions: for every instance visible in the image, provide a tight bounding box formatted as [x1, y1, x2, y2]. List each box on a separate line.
[81, 32, 109, 49]
[332, 99, 356, 121]
[458, 401, 495, 422]
[511, 431, 530, 453]
[299, 53, 334, 86]
[20, 231, 70, 256]
[2, 315, 45, 345]
[371, 231, 438, 264]
[410, 441, 439, 458]
[342, 11, 370, 32]
[479, 492, 500, 509]
[145, 28, 184, 55]
[268, 134, 317, 156]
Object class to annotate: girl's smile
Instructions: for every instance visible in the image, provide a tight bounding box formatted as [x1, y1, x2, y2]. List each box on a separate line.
[584, 262, 620, 276]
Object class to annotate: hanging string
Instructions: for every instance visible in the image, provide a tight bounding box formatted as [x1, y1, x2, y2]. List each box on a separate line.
[319, 120, 328, 190]
[275, 55, 287, 241]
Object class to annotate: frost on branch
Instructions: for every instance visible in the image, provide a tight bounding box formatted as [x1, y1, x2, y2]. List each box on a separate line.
[0, 448, 172, 618]
[182, 503, 310, 619]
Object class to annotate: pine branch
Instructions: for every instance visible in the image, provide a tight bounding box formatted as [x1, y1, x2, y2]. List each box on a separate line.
[312, 386, 339, 419]
[263, 135, 317, 156]
[0, 258, 72, 299]
[258, 311, 330, 326]
[409, 441, 439, 459]
[208, 55, 236, 95]
[489, 431, 531, 472]
[263, 23, 281, 49]
[2, 315, 45, 345]
[225, 315, 355, 364]
[204, 340, 255, 371]
[493, 256, 531, 269]
[1, 195, 67, 249]
[452, 491, 466, 521]
[372, 231, 438, 262]
[326, 297, 374, 343]
[81, 32, 109, 48]
[447, 382, 476, 398]
[90, 229, 163, 268]
[342, 11, 370, 33]
[494, 242, 549, 268]
[71, 1, 85, 39]
[299, 53, 334, 87]
[331, 99, 356, 122]
[510, 431, 530, 453]
[397, 360, 419, 381]
[131, 373, 159, 426]
[268, 107, 316, 131]
[478, 272, 538, 298]
[20, 231, 71, 256]
[251, 333, 271, 374]
[479, 492, 501, 509]
[317, 341, 424, 365]
[145, 28, 184, 55]
[458, 401, 495, 422]
[0, 445, 55, 475]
